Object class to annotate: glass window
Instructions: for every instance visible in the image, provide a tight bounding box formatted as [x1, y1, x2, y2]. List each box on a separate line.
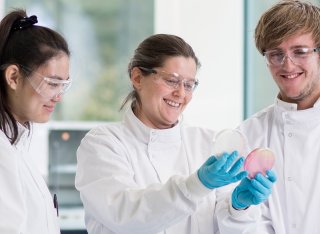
[4, 0, 154, 121]
[244, 0, 278, 118]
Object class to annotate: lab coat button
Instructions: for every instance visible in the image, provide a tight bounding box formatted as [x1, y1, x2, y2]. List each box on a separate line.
[288, 132, 293, 137]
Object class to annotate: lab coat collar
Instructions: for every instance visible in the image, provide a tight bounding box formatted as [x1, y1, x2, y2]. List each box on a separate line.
[124, 107, 181, 145]
[274, 96, 320, 124]
[314, 98, 320, 108]
[3, 121, 30, 147]
[275, 97, 298, 111]
[275, 96, 320, 111]
[14, 122, 30, 149]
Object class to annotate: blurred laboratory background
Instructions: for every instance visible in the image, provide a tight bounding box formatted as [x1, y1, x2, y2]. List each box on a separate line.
[1, 0, 318, 233]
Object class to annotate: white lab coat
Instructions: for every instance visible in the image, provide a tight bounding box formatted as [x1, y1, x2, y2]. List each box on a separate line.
[0, 123, 60, 234]
[238, 97, 320, 234]
[76, 108, 262, 234]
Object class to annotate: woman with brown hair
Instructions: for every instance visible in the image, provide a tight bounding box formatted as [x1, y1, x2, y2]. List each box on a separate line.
[0, 9, 71, 233]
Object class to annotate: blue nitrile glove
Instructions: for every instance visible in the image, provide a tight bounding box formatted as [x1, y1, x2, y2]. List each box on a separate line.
[232, 169, 277, 209]
[197, 151, 248, 189]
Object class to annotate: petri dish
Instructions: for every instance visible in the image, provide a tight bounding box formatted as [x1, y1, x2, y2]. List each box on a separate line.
[244, 148, 275, 179]
[212, 129, 248, 158]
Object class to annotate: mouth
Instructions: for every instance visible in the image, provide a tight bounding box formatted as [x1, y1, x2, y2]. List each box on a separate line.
[164, 98, 181, 108]
[44, 105, 55, 113]
[280, 72, 303, 79]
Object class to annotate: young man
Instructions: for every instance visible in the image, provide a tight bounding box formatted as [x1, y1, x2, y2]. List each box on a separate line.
[239, 1, 320, 233]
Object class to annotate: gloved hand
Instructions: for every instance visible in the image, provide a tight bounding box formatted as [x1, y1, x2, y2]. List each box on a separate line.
[197, 151, 248, 189]
[232, 169, 277, 210]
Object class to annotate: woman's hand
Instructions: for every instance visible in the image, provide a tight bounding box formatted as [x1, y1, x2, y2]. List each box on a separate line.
[197, 151, 248, 189]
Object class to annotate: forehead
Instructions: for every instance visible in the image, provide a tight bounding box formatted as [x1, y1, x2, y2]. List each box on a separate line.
[161, 56, 197, 78]
[275, 32, 316, 49]
[35, 53, 69, 79]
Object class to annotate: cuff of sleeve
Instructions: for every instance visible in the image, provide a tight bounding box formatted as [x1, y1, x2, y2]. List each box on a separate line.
[228, 197, 259, 219]
[181, 172, 212, 201]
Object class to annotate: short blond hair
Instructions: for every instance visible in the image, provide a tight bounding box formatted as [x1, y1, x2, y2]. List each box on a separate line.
[255, 0, 320, 54]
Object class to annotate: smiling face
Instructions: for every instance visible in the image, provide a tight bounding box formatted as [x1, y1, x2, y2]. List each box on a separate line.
[267, 32, 320, 109]
[6, 53, 69, 124]
[131, 56, 197, 129]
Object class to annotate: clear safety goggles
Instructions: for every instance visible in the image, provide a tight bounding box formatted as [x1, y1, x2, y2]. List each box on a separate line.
[263, 47, 320, 66]
[21, 66, 72, 99]
[139, 66, 199, 93]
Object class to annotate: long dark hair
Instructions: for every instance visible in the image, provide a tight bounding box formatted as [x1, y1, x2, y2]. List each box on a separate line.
[121, 33, 200, 110]
[0, 9, 70, 144]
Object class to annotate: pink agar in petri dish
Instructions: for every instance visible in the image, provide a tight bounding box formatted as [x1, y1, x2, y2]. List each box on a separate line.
[244, 148, 275, 179]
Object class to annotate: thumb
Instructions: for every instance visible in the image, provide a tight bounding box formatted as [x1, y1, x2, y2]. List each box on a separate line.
[203, 155, 218, 166]
[235, 171, 248, 181]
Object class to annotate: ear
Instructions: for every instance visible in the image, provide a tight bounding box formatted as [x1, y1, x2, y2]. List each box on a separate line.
[4, 65, 21, 90]
[130, 67, 143, 90]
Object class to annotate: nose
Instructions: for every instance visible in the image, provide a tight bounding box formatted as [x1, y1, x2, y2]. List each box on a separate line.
[281, 54, 297, 66]
[173, 82, 186, 96]
[51, 93, 62, 102]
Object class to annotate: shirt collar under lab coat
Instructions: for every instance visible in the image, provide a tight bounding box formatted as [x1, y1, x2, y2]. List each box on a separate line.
[124, 107, 181, 145]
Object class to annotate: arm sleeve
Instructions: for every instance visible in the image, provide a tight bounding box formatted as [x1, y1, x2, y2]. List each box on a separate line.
[0, 137, 25, 233]
[75, 129, 212, 234]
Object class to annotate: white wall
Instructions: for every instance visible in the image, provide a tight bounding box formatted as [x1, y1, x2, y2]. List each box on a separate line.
[155, 0, 244, 131]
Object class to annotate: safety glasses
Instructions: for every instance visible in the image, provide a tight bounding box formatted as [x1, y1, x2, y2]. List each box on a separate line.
[139, 67, 199, 93]
[263, 47, 320, 66]
[21, 65, 72, 99]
